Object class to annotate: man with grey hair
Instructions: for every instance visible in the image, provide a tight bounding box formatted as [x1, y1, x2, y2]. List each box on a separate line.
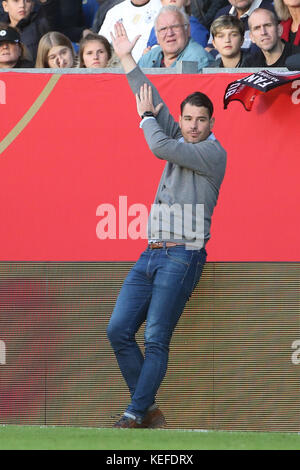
[138, 5, 213, 70]
[243, 8, 300, 66]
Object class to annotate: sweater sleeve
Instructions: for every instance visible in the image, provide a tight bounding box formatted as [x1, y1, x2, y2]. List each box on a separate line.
[126, 65, 182, 140]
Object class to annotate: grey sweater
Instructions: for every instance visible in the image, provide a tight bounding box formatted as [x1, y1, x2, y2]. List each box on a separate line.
[127, 66, 227, 248]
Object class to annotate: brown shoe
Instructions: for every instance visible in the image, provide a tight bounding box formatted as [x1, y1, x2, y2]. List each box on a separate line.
[113, 415, 142, 428]
[141, 408, 166, 428]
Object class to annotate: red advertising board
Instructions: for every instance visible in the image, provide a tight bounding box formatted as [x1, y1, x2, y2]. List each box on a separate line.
[0, 71, 300, 261]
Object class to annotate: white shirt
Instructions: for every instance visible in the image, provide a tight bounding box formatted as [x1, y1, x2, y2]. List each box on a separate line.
[99, 0, 162, 62]
[228, 0, 265, 17]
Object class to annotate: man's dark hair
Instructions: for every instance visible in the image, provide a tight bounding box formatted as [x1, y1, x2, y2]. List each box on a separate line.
[180, 92, 214, 118]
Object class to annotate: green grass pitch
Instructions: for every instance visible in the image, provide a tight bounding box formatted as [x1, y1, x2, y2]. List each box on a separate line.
[0, 425, 300, 450]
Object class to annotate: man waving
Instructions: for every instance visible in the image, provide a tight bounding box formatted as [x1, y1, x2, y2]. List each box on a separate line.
[107, 20, 227, 428]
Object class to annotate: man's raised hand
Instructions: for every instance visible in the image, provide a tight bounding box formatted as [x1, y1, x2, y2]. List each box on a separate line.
[110, 22, 141, 60]
[136, 84, 163, 118]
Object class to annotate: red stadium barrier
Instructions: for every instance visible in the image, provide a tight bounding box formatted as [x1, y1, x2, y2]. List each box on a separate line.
[1, 71, 300, 431]
[0, 71, 299, 261]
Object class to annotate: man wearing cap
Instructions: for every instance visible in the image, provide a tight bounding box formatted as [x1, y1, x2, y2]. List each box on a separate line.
[0, 23, 33, 67]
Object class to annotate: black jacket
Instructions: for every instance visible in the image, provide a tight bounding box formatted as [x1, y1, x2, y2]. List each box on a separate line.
[209, 51, 252, 68]
[14, 58, 35, 68]
[56, 0, 86, 42]
[242, 41, 300, 67]
[0, 0, 57, 62]
[191, 0, 229, 29]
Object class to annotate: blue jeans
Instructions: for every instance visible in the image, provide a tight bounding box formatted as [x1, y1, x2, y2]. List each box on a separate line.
[107, 244, 207, 420]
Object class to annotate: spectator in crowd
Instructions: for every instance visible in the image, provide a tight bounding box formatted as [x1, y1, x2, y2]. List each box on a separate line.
[0, 0, 37, 20]
[146, 0, 209, 49]
[35, 31, 75, 67]
[99, 0, 162, 62]
[79, 31, 119, 67]
[55, 0, 91, 43]
[207, 0, 275, 54]
[91, 0, 124, 33]
[215, 0, 274, 20]
[274, 0, 300, 45]
[1, 0, 57, 61]
[210, 14, 251, 67]
[243, 8, 300, 66]
[191, 0, 229, 30]
[0, 22, 33, 67]
[138, 5, 213, 70]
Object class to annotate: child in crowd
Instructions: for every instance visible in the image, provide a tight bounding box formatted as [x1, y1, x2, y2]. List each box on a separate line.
[35, 31, 75, 68]
[210, 15, 250, 68]
[146, 0, 209, 50]
[0, 22, 33, 67]
[78, 32, 119, 68]
[1, 0, 56, 61]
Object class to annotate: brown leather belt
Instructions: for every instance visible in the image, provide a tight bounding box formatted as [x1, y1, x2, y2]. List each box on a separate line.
[149, 242, 183, 250]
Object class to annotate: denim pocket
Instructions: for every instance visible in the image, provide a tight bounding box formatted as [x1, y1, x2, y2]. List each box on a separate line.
[165, 247, 193, 266]
[163, 247, 195, 287]
[190, 250, 207, 293]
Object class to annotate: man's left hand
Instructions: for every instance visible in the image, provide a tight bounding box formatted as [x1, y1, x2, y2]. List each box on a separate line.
[136, 84, 163, 118]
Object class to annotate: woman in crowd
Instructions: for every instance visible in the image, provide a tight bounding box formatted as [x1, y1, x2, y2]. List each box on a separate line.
[274, 0, 300, 45]
[0, 23, 33, 68]
[35, 31, 75, 68]
[78, 32, 115, 67]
